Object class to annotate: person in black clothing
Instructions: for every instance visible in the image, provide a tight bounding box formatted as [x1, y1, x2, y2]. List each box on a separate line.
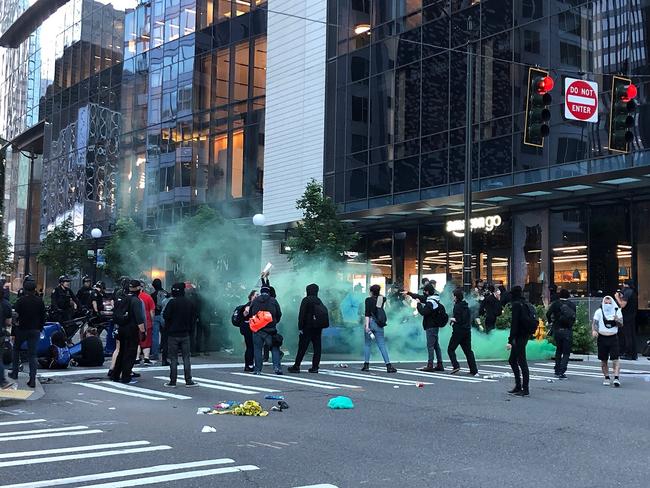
[151, 279, 168, 364]
[548, 284, 559, 304]
[616, 280, 638, 360]
[479, 284, 502, 334]
[288, 283, 328, 374]
[447, 289, 478, 376]
[10, 279, 46, 388]
[111, 280, 145, 384]
[51, 275, 78, 323]
[1, 292, 14, 389]
[546, 288, 576, 378]
[162, 282, 198, 387]
[249, 285, 283, 375]
[71, 327, 105, 367]
[240, 290, 258, 372]
[405, 283, 445, 372]
[76, 276, 93, 311]
[507, 286, 530, 396]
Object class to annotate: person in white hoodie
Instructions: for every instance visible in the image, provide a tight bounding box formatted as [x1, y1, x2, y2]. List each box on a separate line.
[591, 296, 624, 387]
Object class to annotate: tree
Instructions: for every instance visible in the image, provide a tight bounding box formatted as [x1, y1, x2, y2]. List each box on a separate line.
[0, 233, 13, 276]
[103, 218, 152, 280]
[37, 218, 86, 278]
[286, 179, 358, 267]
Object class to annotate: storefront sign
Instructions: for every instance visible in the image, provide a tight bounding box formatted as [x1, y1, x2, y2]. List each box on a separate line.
[446, 215, 502, 237]
[564, 78, 599, 123]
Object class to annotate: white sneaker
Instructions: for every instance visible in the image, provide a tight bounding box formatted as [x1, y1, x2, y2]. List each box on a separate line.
[613, 378, 621, 388]
[602, 378, 610, 386]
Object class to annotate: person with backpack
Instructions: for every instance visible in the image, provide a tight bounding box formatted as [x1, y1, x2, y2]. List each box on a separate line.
[361, 284, 397, 373]
[288, 283, 329, 374]
[232, 290, 258, 372]
[162, 282, 199, 387]
[406, 283, 446, 372]
[249, 285, 283, 375]
[546, 288, 576, 379]
[592, 295, 624, 387]
[111, 280, 146, 384]
[507, 286, 534, 396]
[447, 289, 478, 376]
[479, 284, 502, 334]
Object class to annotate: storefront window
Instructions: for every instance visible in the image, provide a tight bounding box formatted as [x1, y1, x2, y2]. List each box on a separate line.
[634, 202, 650, 310]
[551, 209, 588, 296]
[589, 204, 629, 296]
[513, 211, 548, 304]
[368, 232, 393, 293]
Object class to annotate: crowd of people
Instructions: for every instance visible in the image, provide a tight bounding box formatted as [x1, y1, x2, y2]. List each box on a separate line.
[0, 269, 642, 396]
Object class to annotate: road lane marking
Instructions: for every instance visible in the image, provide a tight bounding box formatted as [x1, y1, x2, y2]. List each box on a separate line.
[368, 367, 487, 383]
[152, 376, 258, 394]
[320, 370, 431, 386]
[75, 465, 260, 488]
[0, 419, 46, 427]
[191, 377, 279, 393]
[0, 426, 89, 438]
[230, 373, 344, 390]
[0, 440, 150, 460]
[294, 485, 339, 488]
[488, 364, 602, 377]
[0, 445, 171, 468]
[73, 382, 166, 401]
[98, 381, 192, 400]
[0, 429, 102, 442]
[534, 363, 650, 374]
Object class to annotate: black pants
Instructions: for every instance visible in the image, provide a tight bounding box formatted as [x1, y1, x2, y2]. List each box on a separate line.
[242, 328, 254, 368]
[447, 329, 478, 374]
[293, 328, 323, 369]
[11, 329, 40, 382]
[485, 318, 496, 333]
[111, 325, 138, 383]
[160, 327, 168, 363]
[620, 314, 637, 358]
[554, 328, 572, 375]
[168, 335, 192, 384]
[509, 336, 529, 391]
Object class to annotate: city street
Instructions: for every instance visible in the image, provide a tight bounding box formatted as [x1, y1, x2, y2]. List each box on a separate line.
[1, 357, 649, 488]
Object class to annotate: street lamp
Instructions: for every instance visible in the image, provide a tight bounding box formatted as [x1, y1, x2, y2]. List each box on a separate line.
[91, 227, 102, 283]
[252, 213, 265, 226]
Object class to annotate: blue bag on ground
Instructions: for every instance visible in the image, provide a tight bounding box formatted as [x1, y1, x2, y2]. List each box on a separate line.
[328, 396, 355, 409]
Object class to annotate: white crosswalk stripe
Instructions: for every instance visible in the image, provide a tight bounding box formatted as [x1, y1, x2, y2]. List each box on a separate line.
[0, 440, 150, 460]
[97, 381, 193, 399]
[72, 382, 184, 401]
[0, 419, 46, 427]
[0, 425, 102, 442]
[486, 364, 603, 378]
[369, 367, 494, 383]
[479, 368, 556, 381]
[534, 363, 650, 375]
[191, 376, 279, 393]
[319, 369, 432, 386]
[231, 372, 361, 390]
[153, 376, 269, 395]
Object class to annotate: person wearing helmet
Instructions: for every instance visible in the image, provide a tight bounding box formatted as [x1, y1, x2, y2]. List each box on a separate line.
[76, 276, 93, 312]
[51, 275, 78, 323]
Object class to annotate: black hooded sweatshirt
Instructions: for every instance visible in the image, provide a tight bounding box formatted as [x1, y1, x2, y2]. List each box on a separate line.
[298, 284, 324, 330]
[163, 290, 196, 337]
[249, 292, 282, 333]
[452, 300, 471, 331]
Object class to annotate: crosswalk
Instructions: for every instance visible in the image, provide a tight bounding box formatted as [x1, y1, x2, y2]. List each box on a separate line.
[0, 418, 338, 488]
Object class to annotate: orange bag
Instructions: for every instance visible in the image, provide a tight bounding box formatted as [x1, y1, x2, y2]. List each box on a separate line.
[249, 311, 273, 332]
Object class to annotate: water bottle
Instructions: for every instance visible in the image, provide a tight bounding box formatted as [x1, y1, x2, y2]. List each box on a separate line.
[369, 331, 376, 341]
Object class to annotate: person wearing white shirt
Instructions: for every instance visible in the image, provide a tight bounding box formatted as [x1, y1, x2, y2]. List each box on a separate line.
[591, 296, 624, 387]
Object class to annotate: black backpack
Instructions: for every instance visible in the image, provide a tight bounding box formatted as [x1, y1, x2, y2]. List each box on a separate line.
[558, 302, 576, 328]
[372, 296, 388, 328]
[311, 301, 330, 329]
[431, 301, 449, 328]
[231, 304, 247, 327]
[521, 301, 539, 335]
[113, 295, 132, 327]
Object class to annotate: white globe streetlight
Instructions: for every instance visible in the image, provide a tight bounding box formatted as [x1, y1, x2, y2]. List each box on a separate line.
[90, 228, 103, 282]
[252, 213, 265, 226]
[91, 228, 103, 239]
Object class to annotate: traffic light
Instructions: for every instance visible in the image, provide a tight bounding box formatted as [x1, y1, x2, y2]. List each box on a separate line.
[524, 67, 554, 147]
[608, 76, 637, 153]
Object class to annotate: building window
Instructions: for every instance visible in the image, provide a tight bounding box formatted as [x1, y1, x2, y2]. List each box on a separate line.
[231, 129, 244, 198]
[523, 30, 540, 54]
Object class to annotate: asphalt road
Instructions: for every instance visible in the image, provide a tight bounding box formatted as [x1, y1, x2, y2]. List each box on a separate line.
[1, 356, 650, 488]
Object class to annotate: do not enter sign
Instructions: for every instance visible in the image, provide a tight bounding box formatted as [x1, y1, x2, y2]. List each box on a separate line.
[564, 78, 599, 122]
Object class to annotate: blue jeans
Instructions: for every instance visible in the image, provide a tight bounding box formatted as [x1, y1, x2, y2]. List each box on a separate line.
[253, 332, 281, 372]
[425, 327, 443, 363]
[364, 320, 391, 364]
[12, 329, 40, 382]
[151, 316, 162, 359]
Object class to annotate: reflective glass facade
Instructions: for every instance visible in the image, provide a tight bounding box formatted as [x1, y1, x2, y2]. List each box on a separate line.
[324, 0, 650, 211]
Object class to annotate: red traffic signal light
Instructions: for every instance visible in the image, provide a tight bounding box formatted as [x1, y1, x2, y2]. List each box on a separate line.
[620, 83, 637, 102]
[536, 75, 554, 94]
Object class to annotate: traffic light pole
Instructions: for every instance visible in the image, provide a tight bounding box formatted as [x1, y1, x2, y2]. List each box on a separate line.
[463, 20, 474, 294]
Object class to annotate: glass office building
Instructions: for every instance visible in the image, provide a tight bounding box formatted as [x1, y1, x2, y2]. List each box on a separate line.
[323, 0, 650, 309]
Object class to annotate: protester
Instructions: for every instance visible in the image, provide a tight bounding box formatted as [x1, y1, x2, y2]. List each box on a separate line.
[51, 275, 78, 323]
[10, 278, 46, 387]
[507, 286, 530, 396]
[405, 283, 446, 372]
[616, 280, 638, 360]
[249, 284, 283, 375]
[38, 330, 71, 369]
[136, 282, 155, 365]
[0, 292, 13, 389]
[111, 280, 145, 384]
[189, 286, 210, 356]
[361, 284, 397, 373]
[70, 327, 105, 367]
[548, 284, 559, 304]
[240, 290, 258, 372]
[76, 276, 93, 311]
[447, 289, 478, 376]
[150, 279, 168, 362]
[289, 283, 329, 374]
[479, 284, 502, 334]
[162, 282, 198, 387]
[546, 288, 576, 379]
[592, 296, 623, 387]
